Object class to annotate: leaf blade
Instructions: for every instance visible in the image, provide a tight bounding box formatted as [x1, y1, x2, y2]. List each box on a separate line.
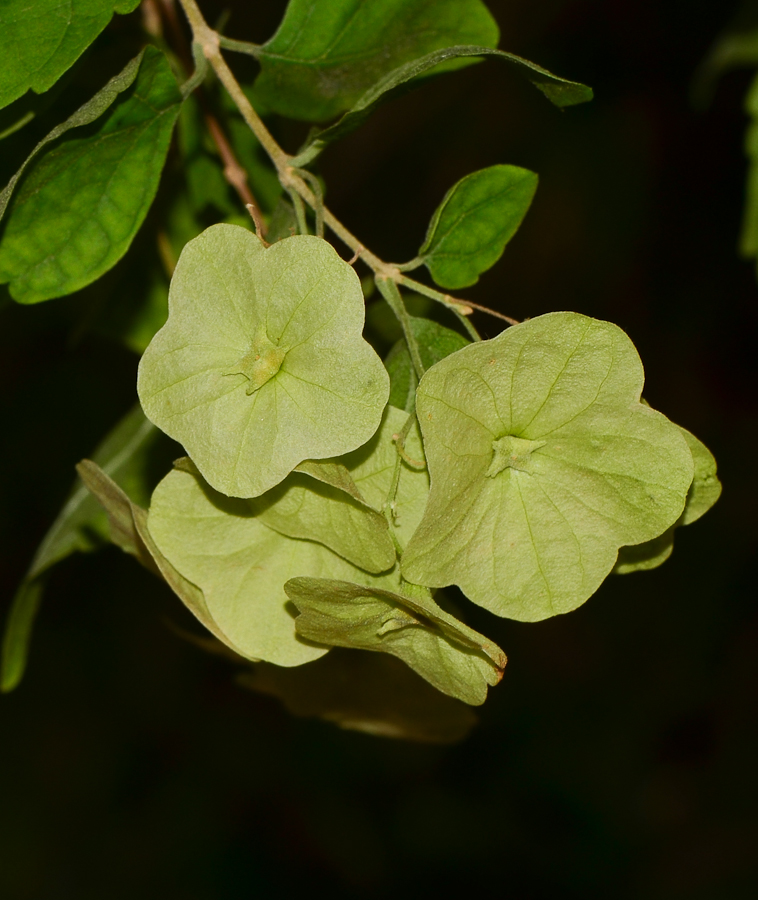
[255, 0, 500, 123]
[0, 0, 141, 111]
[385, 316, 470, 409]
[0, 51, 144, 224]
[0, 46, 182, 303]
[292, 44, 593, 165]
[420, 165, 539, 289]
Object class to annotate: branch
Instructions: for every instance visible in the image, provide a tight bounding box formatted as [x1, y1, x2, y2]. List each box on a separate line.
[158, 0, 265, 228]
[175, 0, 517, 336]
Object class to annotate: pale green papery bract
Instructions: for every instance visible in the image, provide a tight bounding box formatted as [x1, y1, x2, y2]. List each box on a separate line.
[614, 425, 721, 574]
[147, 465, 405, 667]
[286, 578, 506, 706]
[401, 311, 695, 621]
[248, 461, 397, 574]
[255, 403, 430, 563]
[137, 225, 389, 498]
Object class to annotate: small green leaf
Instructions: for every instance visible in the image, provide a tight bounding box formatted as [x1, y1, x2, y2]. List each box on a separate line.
[292, 45, 593, 165]
[137, 225, 389, 499]
[401, 312, 695, 621]
[249, 462, 396, 574]
[287, 578, 506, 705]
[615, 426, 721, 574]
[239, 649, 477, 743]
[420, 165, 538, 289]
[147, 464, 403, 667]
[0, 46, 182, 303]
[255, 0, 499, 123]
[385, 316, 470, 408]
[0, 0, 140, 111]
[1, 404, 159, 692]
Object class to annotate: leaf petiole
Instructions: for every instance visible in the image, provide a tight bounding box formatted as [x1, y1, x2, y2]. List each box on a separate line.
[375, 276, 425, 380]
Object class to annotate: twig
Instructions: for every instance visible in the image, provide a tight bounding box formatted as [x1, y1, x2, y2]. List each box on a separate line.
[204, 113, 265, 232]
[174, 0, 514, 339]
[157, 0, 265, 224]
[456, 299, 520, 326]
[246, 205, 269, 245]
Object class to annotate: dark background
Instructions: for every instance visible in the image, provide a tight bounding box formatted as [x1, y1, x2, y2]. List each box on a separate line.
[1, 0, 757, 897]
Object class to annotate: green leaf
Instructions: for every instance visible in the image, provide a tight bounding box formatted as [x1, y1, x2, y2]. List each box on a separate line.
[286, 578, 506, 705]
[249, 462, 397, 574]
[401, 312, 695, 621]
[254, 0, 499, 123]
[0, 51, 143, 223]
[1, 404, 159, 692]
[292, 45, 593, 165]
[146, 464, 403, 667]
[615, 426, 721, 574]
[0, 46, 182, 303]
[385, 316, 470, 409]
[239, 649, 477, 743]
[76, 461, 241, 652]
[137, 225, 390, 499]
[0, 0, 140, 111]
[420, 165, 538, 289]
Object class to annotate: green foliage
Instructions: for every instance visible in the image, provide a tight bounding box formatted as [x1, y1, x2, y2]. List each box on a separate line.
[0, 0, 719, 731]
[291, 46, 592, 166]
[0, 46, 182, 303]
[420, 165, 539, 289]
[0, 51, 143, 221]
[385, 317, 470, 409]
[254, 0, 499, 122]
[0, 0, 140, 111]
